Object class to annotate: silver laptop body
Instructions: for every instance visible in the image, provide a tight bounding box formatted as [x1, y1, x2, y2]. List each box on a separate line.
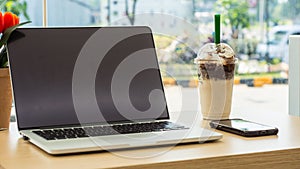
[7, 27, 222, 155]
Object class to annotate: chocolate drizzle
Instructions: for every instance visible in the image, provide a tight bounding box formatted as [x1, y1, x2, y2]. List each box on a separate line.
[198, 61, 235, 80]
[195, 43, 236, 80]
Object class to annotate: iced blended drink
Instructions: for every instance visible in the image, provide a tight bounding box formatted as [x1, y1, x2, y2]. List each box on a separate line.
[195, 43, 236, 120]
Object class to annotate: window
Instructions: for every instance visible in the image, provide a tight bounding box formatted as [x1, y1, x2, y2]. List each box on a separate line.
[7, 0, 298, 116]
[28, 0, 298, 80]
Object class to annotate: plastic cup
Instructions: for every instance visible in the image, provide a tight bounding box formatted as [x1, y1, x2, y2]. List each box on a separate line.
[195, 43, 236, 120]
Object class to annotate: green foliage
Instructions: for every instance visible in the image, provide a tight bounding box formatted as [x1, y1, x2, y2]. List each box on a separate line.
[268, 0, 280, 25]
[2, 0, 30, 20]
[0, 21, 31, 68]
[215, 0, 250, 33]
[270, 58, 282, 65]
[0, 48, 8, 68]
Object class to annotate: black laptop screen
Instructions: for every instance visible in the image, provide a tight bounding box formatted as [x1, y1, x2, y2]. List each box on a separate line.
[7, 27, 169, 130]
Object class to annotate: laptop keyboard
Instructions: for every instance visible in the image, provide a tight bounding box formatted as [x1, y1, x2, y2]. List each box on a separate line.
[32, 121, 188, 140]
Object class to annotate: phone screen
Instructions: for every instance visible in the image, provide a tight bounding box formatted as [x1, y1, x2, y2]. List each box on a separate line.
[218, 119, 276, 131]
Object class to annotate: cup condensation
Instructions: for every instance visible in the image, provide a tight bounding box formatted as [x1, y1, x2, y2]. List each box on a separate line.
[195, 43, 236, 120]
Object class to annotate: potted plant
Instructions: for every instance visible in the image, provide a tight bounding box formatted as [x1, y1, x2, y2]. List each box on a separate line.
[0, 12, 30, 129]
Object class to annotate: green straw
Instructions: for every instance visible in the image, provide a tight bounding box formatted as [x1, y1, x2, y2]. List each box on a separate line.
[214, 14, 221, 44]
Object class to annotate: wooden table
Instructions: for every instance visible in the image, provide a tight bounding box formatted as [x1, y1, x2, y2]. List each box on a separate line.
[1, 109, 300, 169]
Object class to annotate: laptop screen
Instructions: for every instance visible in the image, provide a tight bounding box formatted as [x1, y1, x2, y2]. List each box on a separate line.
[7, 27, 169, 130]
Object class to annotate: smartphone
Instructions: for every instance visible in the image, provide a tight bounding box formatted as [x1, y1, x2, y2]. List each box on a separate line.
[209, 119, 278, 137]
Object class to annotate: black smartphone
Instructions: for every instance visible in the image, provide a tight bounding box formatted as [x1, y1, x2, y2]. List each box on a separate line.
[209, 119, 278, 137]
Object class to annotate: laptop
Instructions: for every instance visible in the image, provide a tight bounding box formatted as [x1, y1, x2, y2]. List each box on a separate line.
[7, 27, 222, 155]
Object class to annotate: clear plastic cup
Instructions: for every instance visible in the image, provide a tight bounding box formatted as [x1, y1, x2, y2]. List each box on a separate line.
[194, 43, 236, 120]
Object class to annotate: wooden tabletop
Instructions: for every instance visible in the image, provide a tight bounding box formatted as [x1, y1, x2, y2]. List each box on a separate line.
[1, 112, 300, 169]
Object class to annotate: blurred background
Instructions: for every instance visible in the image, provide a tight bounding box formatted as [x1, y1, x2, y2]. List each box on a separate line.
[2, 0, 296, 121]
[2, 0, 299, 85]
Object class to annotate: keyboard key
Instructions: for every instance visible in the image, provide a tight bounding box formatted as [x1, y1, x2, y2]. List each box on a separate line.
[32, 130, 56, 140]
[74, 128, 89, 137]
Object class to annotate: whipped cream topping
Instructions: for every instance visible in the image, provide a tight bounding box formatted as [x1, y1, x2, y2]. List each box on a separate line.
[217, 43, 235, 59]
[194, 43, 236, 66]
